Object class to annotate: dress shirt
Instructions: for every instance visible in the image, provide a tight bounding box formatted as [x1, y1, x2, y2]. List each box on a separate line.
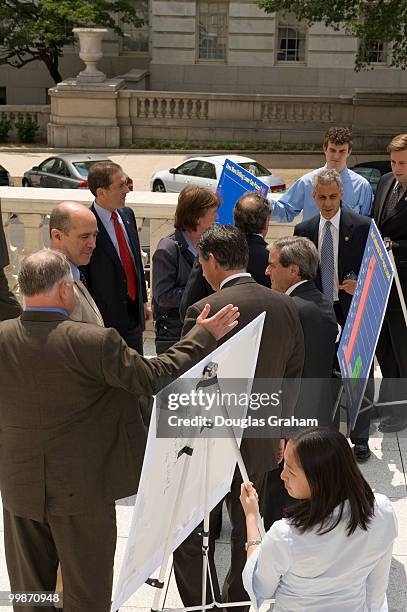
[285, 280, 308, 296]
[220, 272, 251, 289]
[93, 201, 135, 265]
[69, 261, 80, 280]
[318, 210, 340, 302]
[272, 165, 373, 223]
[243, 493, 397, 612]
[182, 231, 197, 256]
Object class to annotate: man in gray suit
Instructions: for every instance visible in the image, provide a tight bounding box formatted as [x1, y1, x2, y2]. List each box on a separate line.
[173, 225, 304, 612]
[0, 202, 21, 320]
[50, 201, 104, 326]
[0, 249, 239, 612]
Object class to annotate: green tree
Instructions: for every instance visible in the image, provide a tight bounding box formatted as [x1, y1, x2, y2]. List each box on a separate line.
[0, 0, 144, 84]
[257, 0, 407, 70]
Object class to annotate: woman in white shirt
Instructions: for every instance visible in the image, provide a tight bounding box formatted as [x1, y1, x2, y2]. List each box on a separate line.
[240, 428, 397, 612]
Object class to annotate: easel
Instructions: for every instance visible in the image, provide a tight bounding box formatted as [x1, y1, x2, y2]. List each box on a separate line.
[335, 239, 407, 434]
[142, 361, 269, 612]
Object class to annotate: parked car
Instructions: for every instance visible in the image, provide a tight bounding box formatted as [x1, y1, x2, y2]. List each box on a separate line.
[22, 154, 111, 189]
[350, 160, 392, 194]
[0, 164, 13, 186]
[150, 155, 286, 194]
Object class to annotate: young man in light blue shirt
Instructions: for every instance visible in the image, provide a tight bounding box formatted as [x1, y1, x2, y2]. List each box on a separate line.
[272, 127, 373, 223]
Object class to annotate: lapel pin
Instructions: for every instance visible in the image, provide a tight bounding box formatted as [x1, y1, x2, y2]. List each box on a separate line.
[344, 236, 350, 241]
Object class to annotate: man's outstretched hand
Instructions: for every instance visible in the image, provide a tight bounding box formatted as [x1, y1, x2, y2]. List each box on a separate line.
[197, 303, 239, 340]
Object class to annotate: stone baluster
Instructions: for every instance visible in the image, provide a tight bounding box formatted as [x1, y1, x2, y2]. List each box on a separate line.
[148, 97, 156, 119]
[174, 98, 181, 119]
[138, 97, 147, 118]
[191, 99, 199, 119]
[156, 99, 164, 119]
[18, 213, 45, 257]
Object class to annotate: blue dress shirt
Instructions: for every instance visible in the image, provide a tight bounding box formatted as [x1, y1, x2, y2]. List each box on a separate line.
[272, 165, 373, 223]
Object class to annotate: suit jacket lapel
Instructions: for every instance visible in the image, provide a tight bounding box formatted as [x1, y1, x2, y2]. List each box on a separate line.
[377, 176, 396, 225]
[338, 210, 354, 282]
[75, 279, 104, 326]
[91, 204, 123, 269]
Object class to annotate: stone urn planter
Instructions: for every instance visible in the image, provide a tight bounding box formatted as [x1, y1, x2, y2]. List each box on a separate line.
[73, 28, 108, 83]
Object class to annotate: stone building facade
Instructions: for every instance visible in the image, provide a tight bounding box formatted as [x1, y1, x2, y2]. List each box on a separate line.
[1, 0, 406, 105]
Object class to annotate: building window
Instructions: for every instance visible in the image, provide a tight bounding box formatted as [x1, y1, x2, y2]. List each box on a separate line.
[121, 0, 149, 54]
[359, 40, 388, 64]
[198, 1, 228, 61]
[277, 16, 306, 62]
[0, 88, 6, 104]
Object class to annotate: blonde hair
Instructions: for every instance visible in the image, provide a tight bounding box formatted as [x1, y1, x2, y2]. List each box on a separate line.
[387, 134, 407, 152]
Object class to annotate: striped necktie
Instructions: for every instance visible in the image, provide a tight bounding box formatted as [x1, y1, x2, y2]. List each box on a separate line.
[383, 182, 403, 222]
[111, 211, 137, 301]
[321, 221, 334, 302]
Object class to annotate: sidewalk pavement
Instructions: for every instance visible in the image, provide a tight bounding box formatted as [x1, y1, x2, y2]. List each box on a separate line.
[1, 335, 407, 610]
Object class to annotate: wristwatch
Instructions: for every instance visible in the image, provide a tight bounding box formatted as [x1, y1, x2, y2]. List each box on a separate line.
[245, 539, 261, 551]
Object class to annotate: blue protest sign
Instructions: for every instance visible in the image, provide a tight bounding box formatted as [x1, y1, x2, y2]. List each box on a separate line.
[338, 220, 394, 429]
[216, 159, 269, 224]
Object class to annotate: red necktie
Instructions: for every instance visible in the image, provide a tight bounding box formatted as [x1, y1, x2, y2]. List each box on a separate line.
[111, 211, 137, 301]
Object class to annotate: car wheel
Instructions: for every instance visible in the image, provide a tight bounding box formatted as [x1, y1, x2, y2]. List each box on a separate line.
[153, 180, 166, 193]
[22, 178, 30, 187]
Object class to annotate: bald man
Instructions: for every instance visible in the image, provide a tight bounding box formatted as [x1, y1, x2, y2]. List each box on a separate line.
[50, 202, 104, 326]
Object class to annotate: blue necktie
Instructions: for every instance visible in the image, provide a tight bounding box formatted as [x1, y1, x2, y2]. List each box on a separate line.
[321, 221, 334, 302]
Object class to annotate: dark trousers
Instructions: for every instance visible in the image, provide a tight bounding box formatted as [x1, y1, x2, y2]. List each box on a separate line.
[376, 310, 407, 418]
[173, 470, 265, 612]
[3, 504, 117, 612]
[125, 299, 144, 354]
[263, 464, 294, 531]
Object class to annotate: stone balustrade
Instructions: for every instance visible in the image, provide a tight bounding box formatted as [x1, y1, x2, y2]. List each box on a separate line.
[0, 186, 295, 293]
[0, 105, 50, 142]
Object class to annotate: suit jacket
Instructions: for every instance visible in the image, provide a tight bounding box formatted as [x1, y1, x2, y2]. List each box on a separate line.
[373, 172, 407, 310]
[294, 208, 371, 325]
[179, 233, 271, 321]
[71, 279, 104, 326]
[290, 281, 338, 424]
[0, 311, 216, 521]
[183, 276, 304, 474]
[0, 207, 22, 321]
[83, 204, 147, 339]
[152, 228, 195, 319]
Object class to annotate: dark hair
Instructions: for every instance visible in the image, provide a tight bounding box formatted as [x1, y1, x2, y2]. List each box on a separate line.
[271, 236, 319, 281]
[233, 192, 271, 234]
[49, 207, 71, 236]
[284, 428, 375, 536]
[199, 224, 249, 270]
[323, 127, 352, 150]
[87, 161, 123, 197]
[174, 186, 220, 232]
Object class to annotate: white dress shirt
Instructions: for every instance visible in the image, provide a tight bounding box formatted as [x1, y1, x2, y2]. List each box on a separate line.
[318, 209, 340, 301]
[243, 493, 397, 612]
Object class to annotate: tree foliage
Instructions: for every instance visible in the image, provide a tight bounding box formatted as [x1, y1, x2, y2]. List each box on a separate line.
[257, 0, 407, 70]
[0, 0, 144, 84]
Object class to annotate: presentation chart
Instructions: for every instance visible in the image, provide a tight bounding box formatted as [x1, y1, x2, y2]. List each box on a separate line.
[338, 221, 394, 429]
[216, 158, 269, 224]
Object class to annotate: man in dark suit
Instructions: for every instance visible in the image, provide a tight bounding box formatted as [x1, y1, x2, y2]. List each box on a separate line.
[294, 168, 372, 460]
[263, 235, 338, 529]
[179, 192, 271, 320]
[0, 249, 239, 612]
[173, 225, 304, 612]
[84, 161, 151, 353]
[372, 133, 407, 432]
[0, 203, 21, 320]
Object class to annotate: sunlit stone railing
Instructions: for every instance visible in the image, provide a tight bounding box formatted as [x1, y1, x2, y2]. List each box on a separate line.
[0, 187, 295, 292]
[0, 105, 50, 142]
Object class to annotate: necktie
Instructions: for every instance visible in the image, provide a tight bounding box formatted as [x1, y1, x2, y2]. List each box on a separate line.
[383, 182, 403, 222]
[320, 221, 335, 302]
[111, 211, 137, 301]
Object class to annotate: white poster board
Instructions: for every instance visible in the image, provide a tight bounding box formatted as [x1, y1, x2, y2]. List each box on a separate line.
[112, 313, 265, 611]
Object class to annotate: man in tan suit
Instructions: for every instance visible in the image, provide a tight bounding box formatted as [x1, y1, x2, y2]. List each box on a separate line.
[50, 201, 104, 326]
[173, 224, 304, 612]
[0, 249, 239, 612]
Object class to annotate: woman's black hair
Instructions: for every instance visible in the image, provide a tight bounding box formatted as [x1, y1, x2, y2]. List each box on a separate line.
[284, 427, 375, 536]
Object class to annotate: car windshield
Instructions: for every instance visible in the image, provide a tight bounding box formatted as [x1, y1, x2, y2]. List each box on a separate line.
[238, 162, 271, 177]
[73, 160, 109, 177]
